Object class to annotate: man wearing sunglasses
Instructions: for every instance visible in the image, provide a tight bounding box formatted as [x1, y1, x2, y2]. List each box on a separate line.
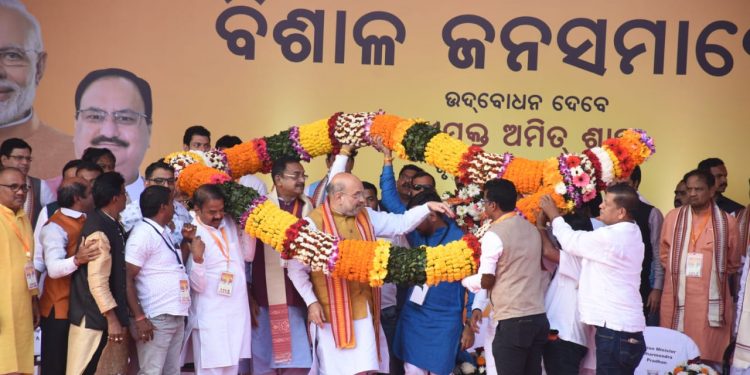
[121, 161, 191, 248]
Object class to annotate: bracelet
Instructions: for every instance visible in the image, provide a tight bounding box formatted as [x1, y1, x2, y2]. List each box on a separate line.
[383, 157, 393, 163]
[135, 315, 147, 322]
[340, 148, 351, 156]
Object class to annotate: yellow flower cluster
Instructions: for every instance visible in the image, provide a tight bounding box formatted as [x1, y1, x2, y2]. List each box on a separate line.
[298, 118, 334, 158]
[390, 118, 419, 159]
[424, 240, 475, 285]
[424, 133, 470, 176]
[602, 147, 622, 179]
[369, 240, 391, 287]
[245, 200, 299, 250]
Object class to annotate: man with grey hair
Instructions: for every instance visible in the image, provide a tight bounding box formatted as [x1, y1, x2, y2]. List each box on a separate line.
[0, 0, 74, 179]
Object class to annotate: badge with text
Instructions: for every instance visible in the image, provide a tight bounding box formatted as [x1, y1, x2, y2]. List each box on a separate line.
[24, 261, 38, 291]
[218, 271, 234, 296]
[686, 252, 703, 278]
[179, 279, 190, 304]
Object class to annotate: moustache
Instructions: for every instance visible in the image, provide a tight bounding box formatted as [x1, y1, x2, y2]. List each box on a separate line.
[91, 135, 129, 148]
[295, 183, 305, 188]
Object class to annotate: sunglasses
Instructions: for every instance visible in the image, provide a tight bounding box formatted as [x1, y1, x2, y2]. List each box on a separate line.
[412, 184, 434, 192]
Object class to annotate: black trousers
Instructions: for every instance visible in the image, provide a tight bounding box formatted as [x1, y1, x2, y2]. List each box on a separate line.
[543, 337, 588, 375]
[492, 313, 549, 375]
[40, 307, 70, 375]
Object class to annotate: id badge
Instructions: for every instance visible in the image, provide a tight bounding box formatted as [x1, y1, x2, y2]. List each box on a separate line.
[409, 284, 429, 306]
[218, 271, 234, 297]
[24, 261, 38, 291]
[686, 252, 703, 278]
[179, 278, 190, 304]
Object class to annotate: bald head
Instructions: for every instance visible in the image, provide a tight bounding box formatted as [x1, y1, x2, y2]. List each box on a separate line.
[57, 176, 93, 212]
[327, 173, 366, 217]
[0, 167, 26, 212]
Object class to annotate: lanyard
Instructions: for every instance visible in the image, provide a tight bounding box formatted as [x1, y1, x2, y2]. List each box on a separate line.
[1, 210, 31, 259]
[196, 218, 231, 268]
[143, 220, 182, 266]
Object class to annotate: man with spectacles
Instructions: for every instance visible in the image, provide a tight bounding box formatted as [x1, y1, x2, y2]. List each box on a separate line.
[1, 137, 55, 228]
[250, 156, 318, 374]
[674, 179, 689, 208]
[0, 167, 41, 375]
[121, 161, 191, 248]
[73, 68, 154, 206]
[0, 1, 75, 180]
[288, 172, 454, 375]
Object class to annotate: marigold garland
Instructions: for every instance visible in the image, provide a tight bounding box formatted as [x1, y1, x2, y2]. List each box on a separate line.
[298, 118, 334, 158]
[164, 112, 655, 287]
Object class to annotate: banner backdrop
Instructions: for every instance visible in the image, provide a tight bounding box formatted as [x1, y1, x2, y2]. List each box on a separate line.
[26, 0, 750, 211]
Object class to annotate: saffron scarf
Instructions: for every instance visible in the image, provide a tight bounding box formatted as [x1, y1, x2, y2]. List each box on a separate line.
[320, 200, 381, 356]
[669, 204, 729, 331]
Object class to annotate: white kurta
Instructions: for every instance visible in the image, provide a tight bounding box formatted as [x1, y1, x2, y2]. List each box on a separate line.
[181, 216, 255, 370]
[288, 205, 431, 375]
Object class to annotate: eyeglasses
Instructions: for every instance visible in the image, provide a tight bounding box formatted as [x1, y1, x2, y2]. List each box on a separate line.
[0, 183, 30, 193]
[76, 108, 149, 126]
[412, 184, 434, 192]
[7, 155, 33, 162]
[0, 47, 38, 68]
[148, 177, 176, 186]
[342, 191, 364, 200]
[283, 173, 308, 181]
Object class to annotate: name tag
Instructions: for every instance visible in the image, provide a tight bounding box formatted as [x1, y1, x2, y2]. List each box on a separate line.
[25, 262, 38, 291]
[409, 285, 429, 306]
[218, 271, 234, 297]
[179, 278, 190, 304]
[686, 252, 703, 278]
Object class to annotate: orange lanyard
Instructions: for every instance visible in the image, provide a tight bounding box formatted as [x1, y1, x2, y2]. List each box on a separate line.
[691, 211, 711, 248]
[493, 212, 516, 224]
[197, 218, 231, 266]
[1, 210, 31, 259]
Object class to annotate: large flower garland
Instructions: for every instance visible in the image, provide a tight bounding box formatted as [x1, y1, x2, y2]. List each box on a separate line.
[165, 112, 655, 286]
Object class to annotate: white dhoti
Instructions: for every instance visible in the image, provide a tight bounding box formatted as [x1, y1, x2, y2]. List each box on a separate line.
[310, 308, 389, 375]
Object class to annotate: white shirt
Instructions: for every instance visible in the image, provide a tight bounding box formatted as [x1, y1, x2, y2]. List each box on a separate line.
[287, 204, 430, 306]
[238, 174, 268, 197]
[125, 218, 190, 318]
[551, 216, 646, 332]
[38, 207, 85, 279]
[24, 176, 55, 216]
[125, 176, 145, 205]
[121, 199, 192, 245]
[462, 232, 504, 293]
[545, 247, 588, 346]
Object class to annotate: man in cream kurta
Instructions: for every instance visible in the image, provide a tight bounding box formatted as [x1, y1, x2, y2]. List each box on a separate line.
[288, 172, 454, 375]
[181, 184, 255, 375]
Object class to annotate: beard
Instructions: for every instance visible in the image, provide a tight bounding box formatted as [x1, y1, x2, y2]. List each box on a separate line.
[0, 75, 36, 125]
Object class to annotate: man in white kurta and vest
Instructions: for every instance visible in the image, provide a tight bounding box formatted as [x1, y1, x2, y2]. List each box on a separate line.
[251, 156, 326, 374]
[182, 183, 255, 375]
[463, 178, 549, 375]
[288, 172, 455, 375]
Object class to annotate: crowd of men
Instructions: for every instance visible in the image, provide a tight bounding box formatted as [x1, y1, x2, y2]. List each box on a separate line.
[2, 1, 750, 375]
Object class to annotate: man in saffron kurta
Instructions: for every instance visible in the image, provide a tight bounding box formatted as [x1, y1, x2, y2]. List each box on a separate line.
[660, 169, 741, 365]
[0, 167, 40, 374]
[288, 173, 454, 375]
